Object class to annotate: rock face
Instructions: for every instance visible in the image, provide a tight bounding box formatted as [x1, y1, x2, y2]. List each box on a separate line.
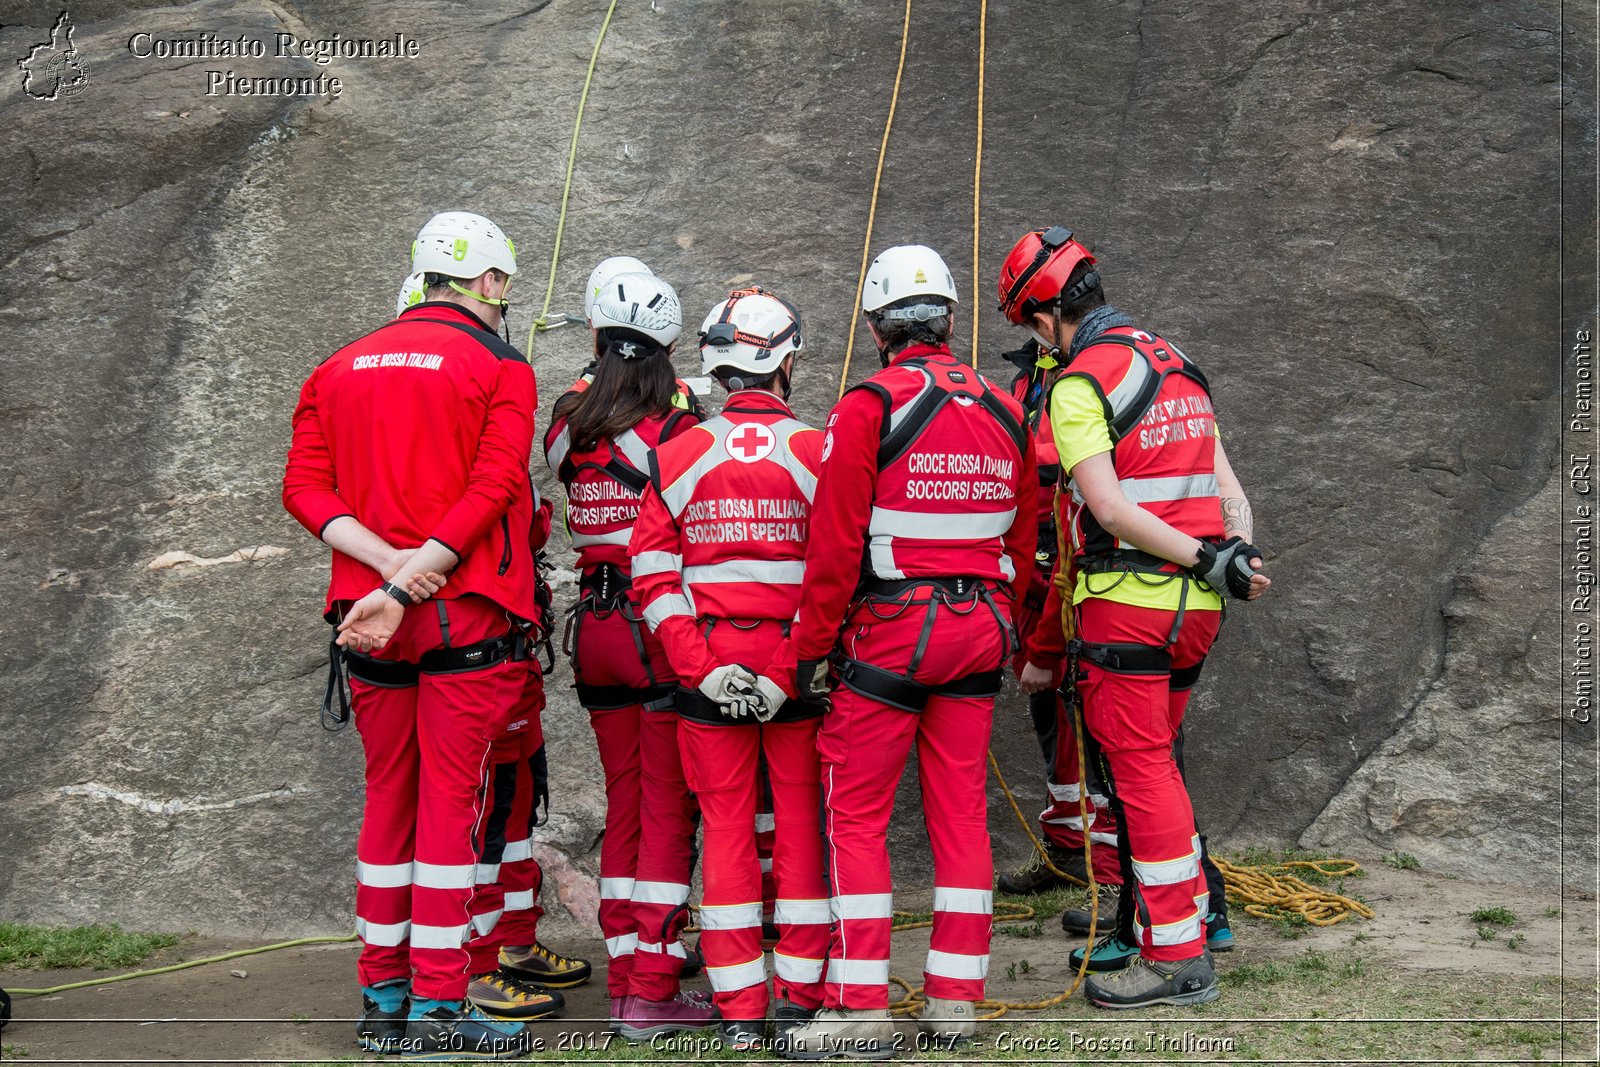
[0, 0, 1586, 939]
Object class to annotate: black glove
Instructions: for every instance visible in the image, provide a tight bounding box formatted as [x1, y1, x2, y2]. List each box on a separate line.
[533, 550, 555, 640]
[796, 659, 832, 702]
[1191, 537, 1262, 600]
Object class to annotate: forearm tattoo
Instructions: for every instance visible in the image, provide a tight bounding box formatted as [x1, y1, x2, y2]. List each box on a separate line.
[1221, 496, 1253, 542]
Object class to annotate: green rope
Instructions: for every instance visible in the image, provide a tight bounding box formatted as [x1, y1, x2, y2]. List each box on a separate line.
[7, 935, 357, 997]
[527, 0, 621, 357]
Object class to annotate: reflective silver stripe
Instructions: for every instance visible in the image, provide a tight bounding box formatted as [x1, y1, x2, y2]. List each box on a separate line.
[826, 957, 890, 985]
[759, 857, 774, 874]
[884, 369, 937, 438]
[642, 594, 694, 630]
[632, 551, 682, 578]
[869, 539, 904, 579]
[1133, 906, 1203, 948]
[1103, 348, 1154, 421]
[660, 422, 733, 517]
[1000, 553, 1016, 582]
[773, 952, 825, 984]
[933, 887, 992, 915]
[754, 813, 776, 834]
[357, 860, 412, 889]
[474, 862, 501, 885]
[683, 560, 806, 585]
[706, 956, 768, 993]
[697, 902, 764, 931]
[868, 507, 1016, 540]
[773, 898, 832, 926]
[356, 918, 410, 947]
[414, 862, 476, 890]
[601, 877, 636, 900]
[1131, 835, 1201, 887]
[1119, 473, 1219, 504]
[614, 427, 652, 471]
[545, 424, 571, 477]
[504, 890, 535, 911]
[606, 933, 638, 956]
[632, 880, 691, 906]
[1090, 831, 1119, 846]
[410, 922, 471, 950]
[771, 419, 819, 502]
[502, 838, 532, 864]
[570, 527, 634, 549]
[635, 939, 689, 959]
[470, 909, 503, 937]
[1047, 782, 1081, 803]
[831, 893, 894, 921]
[925, 949, 989, 980]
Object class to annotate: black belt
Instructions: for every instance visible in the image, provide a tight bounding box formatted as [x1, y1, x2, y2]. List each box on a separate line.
[1078, 549, 1182, 576]
[837, 658, 1003, 714]
[576, 682, 675, 712]
[675, 686, 825, 725]
[857, 575, 995, 600]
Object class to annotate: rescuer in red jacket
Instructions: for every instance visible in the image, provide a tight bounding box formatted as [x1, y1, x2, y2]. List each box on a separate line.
[543, 268, 715, 1036]
[283, 211, 538, 1058]
[784, 246, 1038, 1059]
[999, 225, 1269, 1009]
[630, 287, 830, 1050]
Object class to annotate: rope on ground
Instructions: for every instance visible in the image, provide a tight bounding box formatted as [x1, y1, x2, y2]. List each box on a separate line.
[525, 0, 620, 358]
[1215, 855, 1374, 926]
[835, 0, 913, 399]
[6, 935, 356, 998]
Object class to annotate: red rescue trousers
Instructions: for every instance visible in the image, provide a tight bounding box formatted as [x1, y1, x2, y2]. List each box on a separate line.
[570, 596, 696, 999]
[677, 619, 829, 1021]
[351, 595, 525, 1002]
[1075, 596, 1221, 962]
[1012, 594, 1122, 884]
[818, 589, 1010, 1009]
[467, 663, 548, 976]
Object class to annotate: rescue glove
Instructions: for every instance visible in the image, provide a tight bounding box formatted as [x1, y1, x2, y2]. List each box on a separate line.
[1192, 537, 1263, 600]
[749, 675, 789, 723]
[796, 659, 831, 703]
[701, 664, 762, 720]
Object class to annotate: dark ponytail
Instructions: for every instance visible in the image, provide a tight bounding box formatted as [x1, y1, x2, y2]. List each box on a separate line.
[553, 329, 677, 450]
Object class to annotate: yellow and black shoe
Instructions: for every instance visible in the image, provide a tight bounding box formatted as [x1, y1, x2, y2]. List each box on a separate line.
[466, 971, 565, 1021]
[498, 942, 593, 990]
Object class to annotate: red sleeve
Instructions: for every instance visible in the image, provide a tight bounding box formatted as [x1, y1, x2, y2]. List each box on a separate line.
[1003, 412, 1039, 601]
[1024, 554, 1069, 670]
[795, 392, 883, 662]
[430, 359, 537, 557]
[529, 496, 554, 552]
[760, 426, 824, 689]
[282, 367, 354, 539]
[629, 481, 719, 688]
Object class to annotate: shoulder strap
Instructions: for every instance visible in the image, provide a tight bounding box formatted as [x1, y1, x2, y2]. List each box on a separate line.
[404, 316, 527, 364]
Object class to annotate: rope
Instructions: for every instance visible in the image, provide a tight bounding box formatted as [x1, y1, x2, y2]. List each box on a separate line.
[969, 0, 987, 367]
[6, 936, 356, 997]
[835, 0, 913, 399]
[1215, 856, 1374, 926]
[525, 0, 620, 358]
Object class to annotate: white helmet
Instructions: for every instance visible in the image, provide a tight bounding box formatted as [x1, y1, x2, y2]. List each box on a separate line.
[698, 287, 802, 376]
[395, 271, 427, 317]
[861, 243, 958, 315]
[584, 256, 654, 323]
[410, 211, 518, 281]
[590, 271, 682, 350]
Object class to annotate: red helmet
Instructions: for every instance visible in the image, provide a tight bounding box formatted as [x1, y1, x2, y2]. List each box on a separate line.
[997, 225, 1099, 324]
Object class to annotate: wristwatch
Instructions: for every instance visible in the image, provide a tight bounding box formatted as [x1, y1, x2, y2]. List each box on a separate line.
[379, 581, 412, 606]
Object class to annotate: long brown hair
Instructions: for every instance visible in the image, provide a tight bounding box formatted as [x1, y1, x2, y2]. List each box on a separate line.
[552, 329, 677, 450]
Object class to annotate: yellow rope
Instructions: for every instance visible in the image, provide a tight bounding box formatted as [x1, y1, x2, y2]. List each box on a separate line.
[525, 0, 620, 357]
[6, 935, 357, 997]
[969, 0, 987, 367]
[1215, 856, 1374, 926]
[836, 0, 913, 399]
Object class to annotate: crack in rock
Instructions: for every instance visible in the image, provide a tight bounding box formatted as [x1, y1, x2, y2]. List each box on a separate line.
[146, 545, 289, 570]
[61, 782, 311, 815]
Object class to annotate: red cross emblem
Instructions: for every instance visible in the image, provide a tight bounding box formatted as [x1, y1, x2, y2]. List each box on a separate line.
[726, 422, 776, 463]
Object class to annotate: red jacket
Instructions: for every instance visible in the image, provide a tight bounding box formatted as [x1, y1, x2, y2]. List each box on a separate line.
[543, 380, 700, 573]
[283, 302, 539, 622]
[795, 344, 1037, 662]
[630, 391, 822, 688]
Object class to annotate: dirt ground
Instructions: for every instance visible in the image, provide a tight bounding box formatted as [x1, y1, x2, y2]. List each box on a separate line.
[3, 863, 1595, 1065]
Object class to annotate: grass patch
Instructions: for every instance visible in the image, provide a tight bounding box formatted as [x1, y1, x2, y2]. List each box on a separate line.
[996, 920, 1044, 939]
[1383, 851, 1421, 870]
[993, 881, 1100, 922]
[2, 1044, 29, 1058]
[1470, 906, 1516, 926]
[0, 923, 180, 971]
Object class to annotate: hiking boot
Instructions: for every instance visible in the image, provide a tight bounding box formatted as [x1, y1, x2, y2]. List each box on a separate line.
[357, 977, 409, 1054]
[1061, 908, 1094, 935]
[996, 844, 1087, 894]
[917, 996, 977, 1043]
[679, 941, 705, 980]
[402, 999, 531, 1060]
[773, 998, 815, 1039]
[467, 971, 565, 1020]
[777, 1007, 895, 1061]
[718, 1018, 767, 1050]
[498, 941, 592, 989]
[1206, 912, 1235, 953]
[613, 991, 721, 1041]
[1084, 953, 1219, 1009]
[1068, 931, 1139, 972]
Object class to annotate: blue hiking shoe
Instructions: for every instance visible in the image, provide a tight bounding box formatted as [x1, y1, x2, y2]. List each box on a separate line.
[1068, 932, 1139, 973]
[402, 998, 531, 1060]
[1206, 912, 1235, 953]
[357, 977, 409, 1054]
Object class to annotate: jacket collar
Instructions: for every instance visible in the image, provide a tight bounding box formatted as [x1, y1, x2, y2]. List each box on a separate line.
[888, 342, 955, 367]
[722, 389, 795, 417]
[403, 300, 496, 334]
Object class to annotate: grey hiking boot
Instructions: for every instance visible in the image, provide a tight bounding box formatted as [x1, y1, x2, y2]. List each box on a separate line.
[773, 997, 816, 1039]
[917, 996, 977, 1043]
[996, 844, 1087, 894]
[777, 1007, 895, 1060]
[1084, 952, 1219, 1009]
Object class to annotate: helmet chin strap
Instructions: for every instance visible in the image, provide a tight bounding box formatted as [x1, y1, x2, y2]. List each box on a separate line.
[447, 280, 513, 342]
